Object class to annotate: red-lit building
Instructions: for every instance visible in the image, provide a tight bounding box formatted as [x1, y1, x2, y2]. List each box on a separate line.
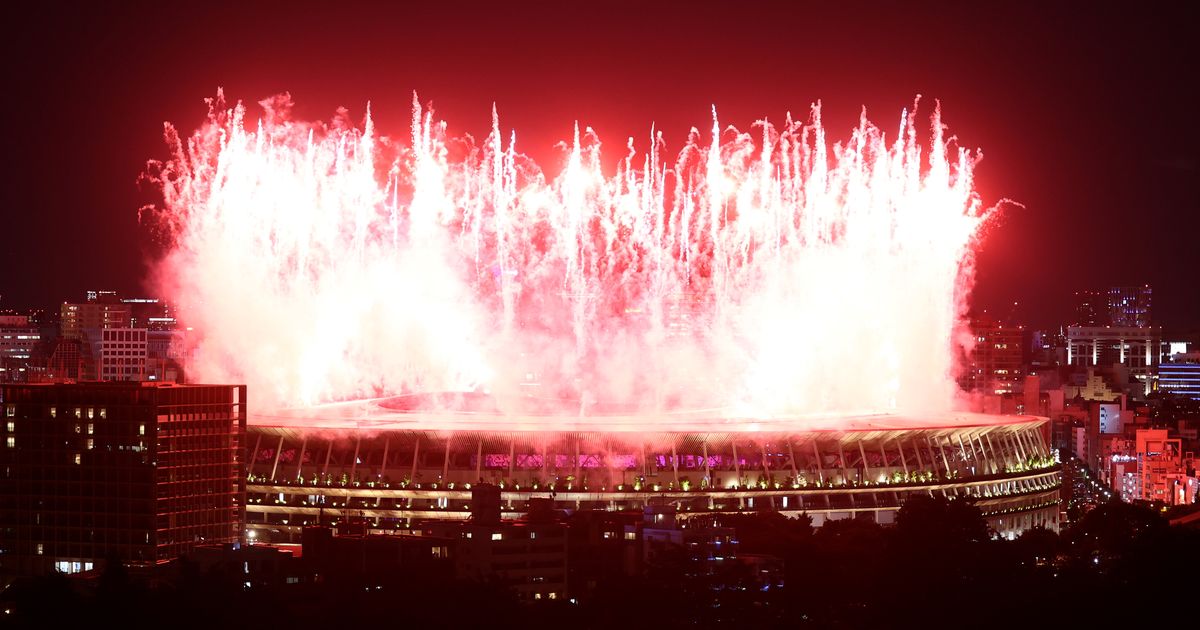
[962, 317, 1025, 394]
[0, 382, 247, 578]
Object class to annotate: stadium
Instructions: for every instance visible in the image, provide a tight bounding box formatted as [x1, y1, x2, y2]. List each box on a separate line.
[244, 394, 1062, 542]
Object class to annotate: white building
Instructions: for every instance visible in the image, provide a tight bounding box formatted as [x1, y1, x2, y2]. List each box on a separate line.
[99, 328, 148, 381]
[1066, 326, 1163, 394]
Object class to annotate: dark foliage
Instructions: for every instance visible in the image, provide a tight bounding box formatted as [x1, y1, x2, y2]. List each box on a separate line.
[4, 498, 1198, 629]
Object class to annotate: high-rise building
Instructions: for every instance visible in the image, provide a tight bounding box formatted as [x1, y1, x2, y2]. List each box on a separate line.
[59, 291, 132, 341]
[0, 316, 41, 383]
[1066, 326, 1162, 394]
[0, 382, 247, 578]
[1108, 285, 1152, 328]
[961, 317, 1025, 394]
[99, 328, 148, 382]
[1074, 290, 1107, 326]
[1073, 285, 1152, 328]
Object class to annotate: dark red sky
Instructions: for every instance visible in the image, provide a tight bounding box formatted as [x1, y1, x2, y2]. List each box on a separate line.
[3, 1, 1198, 328]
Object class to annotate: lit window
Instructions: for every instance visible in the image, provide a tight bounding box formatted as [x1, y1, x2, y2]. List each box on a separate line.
[86, 439, 94, 450]
[36, 543, 43, 555]
[74, 453, 81, 465]
[49, 407, 56, 418]
[75, 424, 81, 434]
[5, 421, 13, 432]
[491, 532, 502, 541]
[74, 408, 81, 419]
[87, 408, 94, 419]
[625, 532, 637, 540]
[138, 424, 145, 436]
[99, 408, 106, 419]
[529, 532, 537, 540]
[87, 423, 94, 435]
[6, 436, 14, 448]
[4, 406, 12, 417]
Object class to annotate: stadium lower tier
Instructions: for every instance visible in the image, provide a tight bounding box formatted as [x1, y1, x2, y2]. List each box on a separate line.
[244, 416, 1061, 541]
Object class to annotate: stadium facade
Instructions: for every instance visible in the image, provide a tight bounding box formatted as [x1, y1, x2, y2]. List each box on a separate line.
[244, 395, 1061, 542]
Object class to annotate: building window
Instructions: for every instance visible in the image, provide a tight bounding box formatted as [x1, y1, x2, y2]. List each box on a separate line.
[138, 423, 145, 436]
[74, 408, 82, 419]
[49, 407, 56, 418]
[624, 532, 637, 540]
[491, 532, 503, 541]
[86, 439, 94, 450]
[74, 453, 81, 465]
[4, 406, 12, 417]
[87, 408, 94, 419]
[99, 408, 106, 419]
[36, 543, 43, 555]
[87, 423, 94, 435]
[6, 436, 14, 448]
[5, 421, 13, 432]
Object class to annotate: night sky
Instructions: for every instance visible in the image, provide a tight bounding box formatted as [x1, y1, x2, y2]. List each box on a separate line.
[3, 1, 1197, 329]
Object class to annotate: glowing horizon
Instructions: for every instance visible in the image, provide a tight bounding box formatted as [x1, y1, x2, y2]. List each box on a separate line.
[143, 91, 992, 418]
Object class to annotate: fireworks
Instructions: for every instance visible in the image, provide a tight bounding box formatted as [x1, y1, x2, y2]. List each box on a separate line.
[144, 91, 989, 418]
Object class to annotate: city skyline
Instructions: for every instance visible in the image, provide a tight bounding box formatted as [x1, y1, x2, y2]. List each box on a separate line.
[2, 2, 1199, 328]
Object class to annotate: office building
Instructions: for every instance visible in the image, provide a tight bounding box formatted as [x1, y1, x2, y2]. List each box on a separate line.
[0, 382, 247, 578]
[1108, 285, 1152, 328]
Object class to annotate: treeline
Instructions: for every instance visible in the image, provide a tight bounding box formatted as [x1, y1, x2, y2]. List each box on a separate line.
[3, 497, 1197, 629]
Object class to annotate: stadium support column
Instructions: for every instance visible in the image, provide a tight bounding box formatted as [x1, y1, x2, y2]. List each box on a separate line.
[835, 441, 854, 506]
[269, 435, 284, 482]
[811, 441, 825, 485]
[984, 433, 1001, 472]
[858, 441, 872, 484]
[443, 439, 452, 483]
[322, 439, 333, 478]
[671, 442, 680, 487]
[732, 441, 744, 509]
[409, 439, 420, 485]
[249, 433, 262, 477]
[476, 439, 483, 483]
[641, 443, 649, 481]
[787, 439, 801, 509]
[380, 437, 389, 482]
[731, 441, 742, 486]
[925, 436, 948, 497]
[1009, 432, 1028, 465]
[761, 442, 774, 508]
[937, 436, 953, 481]
[296, 436, 307, 481]
[350, 436, 362, 482]
[508, 439, 515, 483]
[976, 434, 995, 474]
[956, 435, 971, 475]
[912, 437, 924, 475]
[812, 442, 831, 509]
[879, 441, 897, 508]
[702, 439, 714, 509]
[894, 438, 909, 477]
[786, 439, 799, 481]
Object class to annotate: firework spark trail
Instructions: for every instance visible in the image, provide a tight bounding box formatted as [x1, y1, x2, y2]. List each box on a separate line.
[144, 91, 989, 418]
